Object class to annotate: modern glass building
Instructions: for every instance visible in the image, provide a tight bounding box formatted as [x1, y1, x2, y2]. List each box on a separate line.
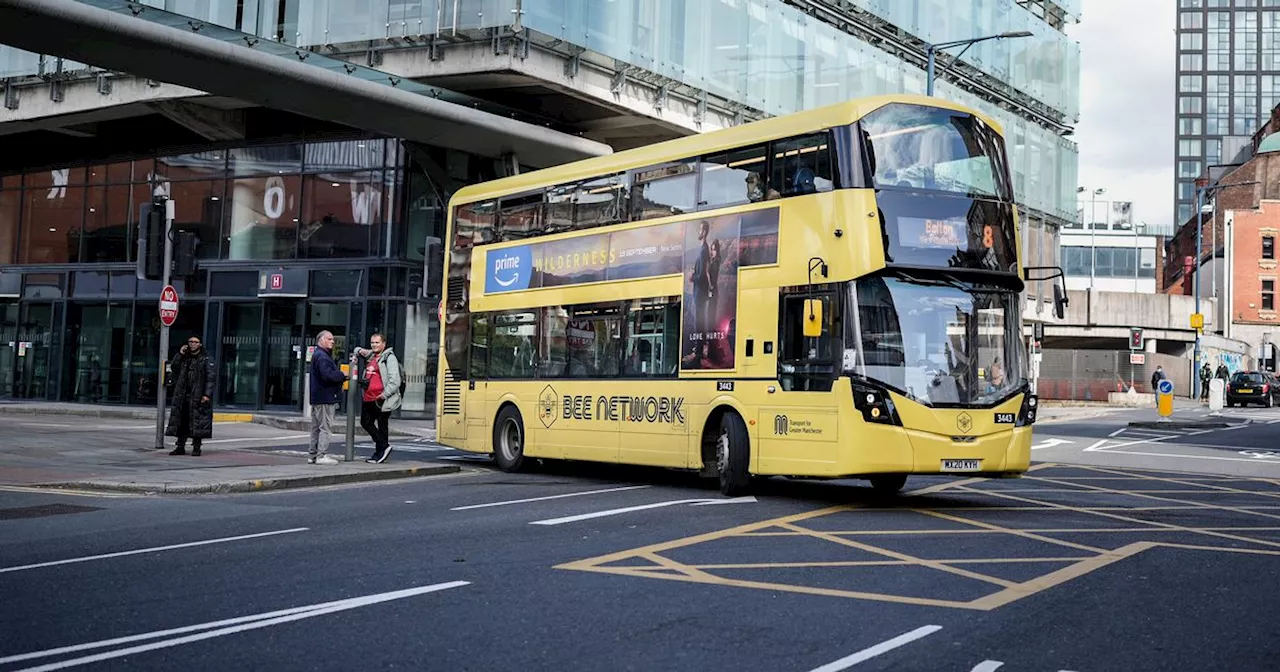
[1174, 0, 1280, 232]
[0, 0, 1081, 413]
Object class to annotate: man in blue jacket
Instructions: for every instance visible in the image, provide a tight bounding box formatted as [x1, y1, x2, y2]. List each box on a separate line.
[309, 331, 347, 465]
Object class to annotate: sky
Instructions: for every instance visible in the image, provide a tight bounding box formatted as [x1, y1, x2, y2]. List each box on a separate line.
[1067, 0, 1174, 230]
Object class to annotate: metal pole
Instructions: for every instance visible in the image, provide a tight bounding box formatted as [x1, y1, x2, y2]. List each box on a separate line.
[1089, 192, 1096, 286]
[153, 198, 174, 450]
[926, 46, 935, 96]
[1193, 186, 1204, 402]
[345, 351, 359, 462]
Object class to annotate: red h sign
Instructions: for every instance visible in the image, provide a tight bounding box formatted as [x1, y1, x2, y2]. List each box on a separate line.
[270, 273, 283, 290]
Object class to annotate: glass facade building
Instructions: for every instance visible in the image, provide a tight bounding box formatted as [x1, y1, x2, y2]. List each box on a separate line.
[0, 136, 494, 415]
[1175, 0, 1280, 232]
[0, 0, 1080, 410]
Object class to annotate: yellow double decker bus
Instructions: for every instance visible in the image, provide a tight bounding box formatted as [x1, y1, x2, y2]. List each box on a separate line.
[435, 94, 1067, 495]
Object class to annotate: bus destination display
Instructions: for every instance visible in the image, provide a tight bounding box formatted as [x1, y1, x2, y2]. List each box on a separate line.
[898, 216, 967, 250]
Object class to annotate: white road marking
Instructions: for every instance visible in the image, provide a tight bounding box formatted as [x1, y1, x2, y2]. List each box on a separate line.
[19, 423, 73, 428]
[0, 528, 308, 574]
[1108, 428, 1127, 437]
[971, 662, 1004, 672]
[806, 625, 942, 671]
[1089, 448, 1280, 465]
[203, 434, 310, 444]
[451, 485, 653, 511]
[1031, 438, 1073, 451]
[1084, 434, 1178, 453]
[1, 581, 470, 670]
[529, 497, 757, 525]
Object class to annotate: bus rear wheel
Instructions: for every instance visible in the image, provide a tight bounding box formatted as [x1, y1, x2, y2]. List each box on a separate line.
[493, 405, 528, 473]
[716, 412, 752, 496]
[868, 474, 907, 494]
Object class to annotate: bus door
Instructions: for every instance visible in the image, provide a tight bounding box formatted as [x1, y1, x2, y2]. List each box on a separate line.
[757, 293, 841, 473]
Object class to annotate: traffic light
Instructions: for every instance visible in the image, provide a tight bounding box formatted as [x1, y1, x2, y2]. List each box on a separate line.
[136, 199, 166, 280]
[1129, 328, 1144, 350]
[173, 231, 199, 277]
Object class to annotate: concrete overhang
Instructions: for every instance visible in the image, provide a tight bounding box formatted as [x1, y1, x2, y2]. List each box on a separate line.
[0, 0, 612, 167]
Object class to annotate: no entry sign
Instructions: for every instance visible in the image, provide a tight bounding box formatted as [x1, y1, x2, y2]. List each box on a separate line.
[159, 285, 179, 327]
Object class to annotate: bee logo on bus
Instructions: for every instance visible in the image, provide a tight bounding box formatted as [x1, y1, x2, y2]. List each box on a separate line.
[956, 412, 973, 434]
[538, 385, 558, 428]
[486, 245, 534, 293]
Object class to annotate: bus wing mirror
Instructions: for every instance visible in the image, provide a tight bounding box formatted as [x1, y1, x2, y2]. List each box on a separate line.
[803, 299, 823, 337]
[1052, 282, 1068, 320]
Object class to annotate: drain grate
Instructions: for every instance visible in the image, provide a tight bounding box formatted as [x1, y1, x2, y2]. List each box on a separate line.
[0, 503, 104, 520]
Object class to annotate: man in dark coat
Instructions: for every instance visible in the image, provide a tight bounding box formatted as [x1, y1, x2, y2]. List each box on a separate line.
[166, 335, 215, 456]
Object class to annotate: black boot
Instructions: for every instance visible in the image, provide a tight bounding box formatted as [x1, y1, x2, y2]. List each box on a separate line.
[169, 440, 186, 456]
[191, 440, 202, 457]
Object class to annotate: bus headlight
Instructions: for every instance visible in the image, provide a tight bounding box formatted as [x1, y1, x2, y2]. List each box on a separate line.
[852, 380, 902, 426]
[1015, 393, 1037, 427]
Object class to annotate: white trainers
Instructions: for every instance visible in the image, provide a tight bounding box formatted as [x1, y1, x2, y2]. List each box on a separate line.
[315, 455, 340, 465]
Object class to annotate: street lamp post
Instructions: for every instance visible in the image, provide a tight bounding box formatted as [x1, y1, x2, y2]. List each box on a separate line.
[925, 31, 1034, 96]
[1076, 187, 1105, 286]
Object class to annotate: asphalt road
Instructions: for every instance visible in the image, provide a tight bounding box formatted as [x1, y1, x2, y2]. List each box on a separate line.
[2, 409, 1279, 671]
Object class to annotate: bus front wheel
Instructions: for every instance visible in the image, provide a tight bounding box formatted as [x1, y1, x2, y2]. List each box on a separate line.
[716, 412, 751, 496]
[493, 405, 528, 472]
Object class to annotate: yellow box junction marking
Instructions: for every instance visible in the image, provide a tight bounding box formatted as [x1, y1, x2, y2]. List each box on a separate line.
[557, 464, 1280, 611]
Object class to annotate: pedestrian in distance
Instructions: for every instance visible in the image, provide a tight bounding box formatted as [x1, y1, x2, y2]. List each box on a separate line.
[352, 333, 402, 464]
[308, 330, 346, 465]
[165, 335, 215, 456]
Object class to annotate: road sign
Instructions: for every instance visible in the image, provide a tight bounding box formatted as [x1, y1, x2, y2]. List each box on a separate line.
[1157, 379, 1174, 419]
[1130, 353, 1146, 365]
[1191, 313, 1204, 329]
[1033, 322, 1044, 341]
[158, 285, 179, 327]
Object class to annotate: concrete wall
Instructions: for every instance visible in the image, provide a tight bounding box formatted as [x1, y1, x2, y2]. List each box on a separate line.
[1062, 289, 1216, 330]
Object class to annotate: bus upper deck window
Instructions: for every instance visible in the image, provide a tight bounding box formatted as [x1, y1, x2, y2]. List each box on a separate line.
[575, 173, 627, 229]
[700, 145, 772, 210]
[771, 135, 834, 197]
[632, 161, 698, 220]
[454, 201, 496, 249]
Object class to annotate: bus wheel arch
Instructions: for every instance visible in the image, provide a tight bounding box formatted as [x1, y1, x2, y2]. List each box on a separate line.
[702, 404, 751, 496]
[492, 402, 528, 472]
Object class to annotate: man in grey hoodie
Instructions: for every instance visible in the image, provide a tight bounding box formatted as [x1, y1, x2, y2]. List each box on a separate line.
[353, 333, 402, 463]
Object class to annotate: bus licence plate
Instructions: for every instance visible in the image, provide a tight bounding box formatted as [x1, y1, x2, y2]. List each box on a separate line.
[941, 459, 981, 472]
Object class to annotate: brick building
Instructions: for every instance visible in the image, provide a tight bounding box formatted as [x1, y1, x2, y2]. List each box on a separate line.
[1166, 131, 1280, 371]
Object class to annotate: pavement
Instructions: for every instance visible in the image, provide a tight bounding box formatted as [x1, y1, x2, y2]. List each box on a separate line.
[0, 409, 456, 495]
[0, 401, 438, 440]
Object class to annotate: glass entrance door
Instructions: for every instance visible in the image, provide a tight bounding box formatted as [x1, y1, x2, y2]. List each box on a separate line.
[15, 303, 54, 399]
[67, 303, 131, 403]
[264, 302, 304, 407]
[0, 303, 17, 398]
[219, 304, 263, 407]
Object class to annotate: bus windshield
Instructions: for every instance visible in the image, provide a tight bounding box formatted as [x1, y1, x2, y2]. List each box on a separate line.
[850, 275, 1026, 407]
[861, 103, 1011, 201]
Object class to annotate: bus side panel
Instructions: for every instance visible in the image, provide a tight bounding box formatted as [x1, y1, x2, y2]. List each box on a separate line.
[614, 382, 691, 468]
[484, 383, 571, 460]
[437, 363, 467, 448]
[536, 383, 618, 463]
[753, 389, 841, 475]
[461, 382, 488, 454]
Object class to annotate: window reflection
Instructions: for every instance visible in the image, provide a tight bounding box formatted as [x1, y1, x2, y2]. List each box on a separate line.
[169, 180, 224, 260]
[21, 184, 85, 264]
[300, 171, 381, 258]
[81, 185, 133, 263]
[155, 151, 228, 181]
[229, 144, 304, 177]
[0, 189, 17, 264]
[225, 176, 300, 260]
